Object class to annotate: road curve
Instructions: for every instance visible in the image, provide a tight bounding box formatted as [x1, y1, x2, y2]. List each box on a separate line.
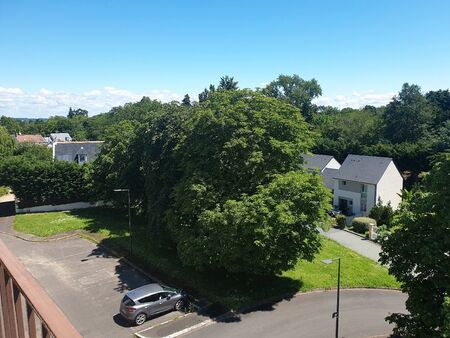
[184, 289, 406, 338]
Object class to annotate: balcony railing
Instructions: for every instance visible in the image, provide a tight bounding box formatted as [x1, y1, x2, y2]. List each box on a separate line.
[0, 239, 82, 338]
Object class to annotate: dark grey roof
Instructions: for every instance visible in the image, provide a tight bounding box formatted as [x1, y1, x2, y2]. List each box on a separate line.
[302, 154, 335, 171]
[126, 284, 163, 301]
[54, 141, 103, 162]
[334, 154, 393, 184]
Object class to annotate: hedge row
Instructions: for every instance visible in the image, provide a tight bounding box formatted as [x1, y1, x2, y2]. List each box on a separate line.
[0, 157, 92, 208]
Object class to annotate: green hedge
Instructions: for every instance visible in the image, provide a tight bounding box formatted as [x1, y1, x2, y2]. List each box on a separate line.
[335, 214, 347, 229]
[352, 217, 376, 234]
[0, 157, 92, 208]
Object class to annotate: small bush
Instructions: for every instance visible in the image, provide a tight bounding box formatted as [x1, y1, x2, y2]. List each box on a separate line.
[369, 199, 394, 228]
[335, 214, 346, 229]
[0, 186, 9, 197]
[352, 217, 376, 234]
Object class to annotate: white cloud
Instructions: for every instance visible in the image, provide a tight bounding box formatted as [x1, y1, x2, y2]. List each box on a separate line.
[0, 85, 398, 118]
[313, 90, 396, 109]
[0, 86, 185, 118]
[0, 87, 23, 95]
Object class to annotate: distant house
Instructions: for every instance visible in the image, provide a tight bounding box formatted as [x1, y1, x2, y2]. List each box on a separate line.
[332, 154, 403, 216]
[15, 134, 46, 145]
[302, 154, 341, 190]
[53, 141, 104, 164]
[50, 133, 72, 143]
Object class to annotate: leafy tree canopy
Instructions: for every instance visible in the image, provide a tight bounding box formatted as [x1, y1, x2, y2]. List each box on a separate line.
[380, 153, 450, 337]
[0, 125, 14, 158]
[67, 107, 88, 119]
[383, 83, 433, 143]
[262, 74, 322, 121]
[167, 90, 330, 274]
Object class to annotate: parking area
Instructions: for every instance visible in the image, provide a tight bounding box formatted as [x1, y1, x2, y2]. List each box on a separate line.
[0, 216, 185, 338]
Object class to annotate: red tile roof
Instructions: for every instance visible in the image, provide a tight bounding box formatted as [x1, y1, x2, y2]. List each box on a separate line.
[15, 134, 46, 144]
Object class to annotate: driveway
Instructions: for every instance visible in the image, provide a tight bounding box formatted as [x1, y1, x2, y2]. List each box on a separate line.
[0, 216, 184, 338]
[322, 228, 382, 262]
[183, 289, 406, 338]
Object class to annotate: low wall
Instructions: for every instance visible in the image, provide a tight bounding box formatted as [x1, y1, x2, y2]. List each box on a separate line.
[16, 201, 108, 214]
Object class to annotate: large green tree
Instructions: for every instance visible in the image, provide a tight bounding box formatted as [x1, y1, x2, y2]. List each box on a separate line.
[380, 153, 450, 337]
[167, 90, 330, 275]
[0, 126, 14, 158]
[263, 74, 322, 121]
[91, 120, 145, 209]
[383, 83, 433, 143]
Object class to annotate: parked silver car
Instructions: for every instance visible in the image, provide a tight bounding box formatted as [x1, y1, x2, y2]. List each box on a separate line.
[119, 283, 187, 325]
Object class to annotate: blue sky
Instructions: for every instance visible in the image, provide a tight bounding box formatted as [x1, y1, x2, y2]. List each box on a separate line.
[1, 0, 449, 117]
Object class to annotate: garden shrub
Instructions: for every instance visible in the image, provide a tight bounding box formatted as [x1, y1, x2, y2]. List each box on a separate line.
[335, 214, 346, 229]
[369, 199, 394, 228]
[352, 217, 376, 234]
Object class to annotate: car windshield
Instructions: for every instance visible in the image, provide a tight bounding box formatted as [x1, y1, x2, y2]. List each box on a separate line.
[162, 285, 178, 293]
[122, 295, 135, 306]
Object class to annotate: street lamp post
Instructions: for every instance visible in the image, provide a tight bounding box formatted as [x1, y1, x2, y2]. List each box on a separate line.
[113, 188, 132, 256]
[322, 257, 341, 338]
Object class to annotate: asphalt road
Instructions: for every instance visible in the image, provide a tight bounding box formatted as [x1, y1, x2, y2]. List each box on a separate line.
[184, 289, 407, 338]
[0, 216, 183, 338]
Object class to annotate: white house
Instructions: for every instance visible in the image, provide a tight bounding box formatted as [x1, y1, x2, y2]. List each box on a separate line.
[302, 154, 341, 190]
[332, 154, 403, 216]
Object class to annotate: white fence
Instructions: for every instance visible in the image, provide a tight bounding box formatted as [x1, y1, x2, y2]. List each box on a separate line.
[15, 201, 108, 214]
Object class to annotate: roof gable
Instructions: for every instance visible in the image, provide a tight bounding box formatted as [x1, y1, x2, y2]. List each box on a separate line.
[334, 154, 393, 184]
[302, 154, 335, 171]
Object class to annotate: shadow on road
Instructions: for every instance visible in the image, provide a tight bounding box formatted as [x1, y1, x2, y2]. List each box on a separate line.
[73, 208, 302, 326]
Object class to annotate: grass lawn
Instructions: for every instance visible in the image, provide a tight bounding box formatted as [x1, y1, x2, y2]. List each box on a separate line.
[14, 208, 399, 309]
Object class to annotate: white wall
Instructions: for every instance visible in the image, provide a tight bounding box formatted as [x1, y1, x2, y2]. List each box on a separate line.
[333, 179, 361, 215]
[376, 161, 403, 209]
[16, 201, 108, 214]
[333, 180, 376, 216]
[324, 158, 341, 170]
[366, 184, 377, 215]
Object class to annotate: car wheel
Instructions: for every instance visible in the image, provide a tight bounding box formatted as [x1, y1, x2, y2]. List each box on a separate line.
[134, 313, 147, 326]
[175, 299, 185, 311]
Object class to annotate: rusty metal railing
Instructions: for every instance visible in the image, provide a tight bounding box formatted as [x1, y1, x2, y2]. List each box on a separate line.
[0, 239, 82, 338]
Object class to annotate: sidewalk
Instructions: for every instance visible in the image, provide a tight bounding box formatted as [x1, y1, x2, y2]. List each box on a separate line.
[321, 228, 382, 262]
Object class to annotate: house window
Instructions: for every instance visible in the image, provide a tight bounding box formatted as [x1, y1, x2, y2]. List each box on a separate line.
[77, 154, 87, 164]
[342, 181, 347, 185]
[361, 184, 366, 192]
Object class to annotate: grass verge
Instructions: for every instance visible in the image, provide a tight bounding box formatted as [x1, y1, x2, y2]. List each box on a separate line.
[14, 208, 399, 309]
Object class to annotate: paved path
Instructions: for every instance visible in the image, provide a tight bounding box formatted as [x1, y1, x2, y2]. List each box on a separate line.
[322, 228, 382, 262]
[183, 289, 406, 338]
[0, 216, 184, 338]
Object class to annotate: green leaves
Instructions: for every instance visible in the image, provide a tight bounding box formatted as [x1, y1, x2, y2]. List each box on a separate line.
[0, 157, 91, 208]
[166, 90, 330, 275]
[380, 153, 450, 337]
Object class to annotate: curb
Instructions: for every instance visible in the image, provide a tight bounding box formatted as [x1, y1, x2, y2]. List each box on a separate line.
[148, 288, 404, 338]
[342, 228, 367, 239]
[0, 229, 80, 243]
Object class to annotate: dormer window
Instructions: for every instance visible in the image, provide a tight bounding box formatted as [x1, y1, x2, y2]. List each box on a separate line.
[77, 154, 87, 164]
